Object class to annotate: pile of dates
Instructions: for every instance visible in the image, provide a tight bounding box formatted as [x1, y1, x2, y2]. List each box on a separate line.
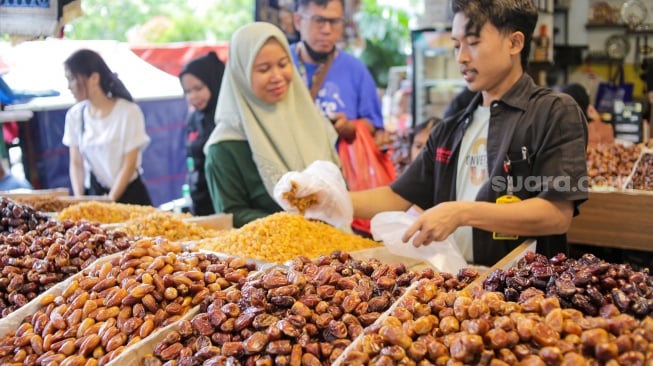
[586, 144, 639, 189]
[0, 215, 136, 318]
[0, 197, 50, 234]
[0, 240, 254, 366]
[143, 251, 479, 365]
[344, 278, 653, 365]
[483, 252, 653, 318]
[626, 152, 653, 190]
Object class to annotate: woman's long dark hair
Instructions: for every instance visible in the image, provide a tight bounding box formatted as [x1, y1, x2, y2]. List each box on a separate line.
[64, 49, 134, 102]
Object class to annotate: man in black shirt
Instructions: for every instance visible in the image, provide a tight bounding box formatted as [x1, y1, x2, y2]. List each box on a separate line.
[350, 0, 588, 266]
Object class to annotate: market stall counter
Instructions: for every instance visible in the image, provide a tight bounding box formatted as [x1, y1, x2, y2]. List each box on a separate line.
[568, 190, 653, 253]
[0, 195, 651, 365]
[569, 141, 653, 254]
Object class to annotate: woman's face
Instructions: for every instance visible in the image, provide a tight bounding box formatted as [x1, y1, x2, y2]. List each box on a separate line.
[181, 73, 211, 111]
[65, 68, 87, 102]
[250, 38, 293, 104]
[411, 128, 430, 162]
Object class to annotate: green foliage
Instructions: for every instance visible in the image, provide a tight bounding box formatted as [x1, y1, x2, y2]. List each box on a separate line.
[64, 0, 253, 42]
[355, 0, 410, 88]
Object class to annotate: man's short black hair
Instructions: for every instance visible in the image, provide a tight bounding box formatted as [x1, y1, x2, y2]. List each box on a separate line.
[295, 0, 345, 12]
[450, 0, 538, 71]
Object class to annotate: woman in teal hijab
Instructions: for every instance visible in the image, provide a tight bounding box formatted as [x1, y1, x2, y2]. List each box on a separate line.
[204, 22, 340, 227]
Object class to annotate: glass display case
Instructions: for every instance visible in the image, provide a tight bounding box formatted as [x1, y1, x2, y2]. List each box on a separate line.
[410, 28, 465, 127]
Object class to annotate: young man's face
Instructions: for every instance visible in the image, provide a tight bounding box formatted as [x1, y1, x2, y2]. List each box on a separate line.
[294, 1, 345, 54]
[451, 13, 520, 97]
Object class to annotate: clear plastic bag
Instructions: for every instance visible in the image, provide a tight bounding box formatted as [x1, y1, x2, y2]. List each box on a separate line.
[370, 211, 468, 273]
[274, 160, 353, 229]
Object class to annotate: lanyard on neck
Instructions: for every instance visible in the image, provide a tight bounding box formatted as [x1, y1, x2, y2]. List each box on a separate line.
[295, 43, 335, 100]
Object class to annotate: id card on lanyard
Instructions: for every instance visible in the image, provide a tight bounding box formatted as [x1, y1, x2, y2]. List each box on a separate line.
[493, 153, 521, 240]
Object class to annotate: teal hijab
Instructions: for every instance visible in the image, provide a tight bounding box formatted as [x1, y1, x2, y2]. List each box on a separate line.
[204, 22, 340, 196]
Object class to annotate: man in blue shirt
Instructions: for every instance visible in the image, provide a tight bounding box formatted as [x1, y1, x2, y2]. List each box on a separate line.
[291, 0, 384, 143]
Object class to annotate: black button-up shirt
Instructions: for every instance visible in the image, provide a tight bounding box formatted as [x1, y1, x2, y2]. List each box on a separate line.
[392, 74, 589, 266]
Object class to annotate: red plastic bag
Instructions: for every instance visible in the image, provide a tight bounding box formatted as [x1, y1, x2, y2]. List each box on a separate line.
[338, 120, 396, 233]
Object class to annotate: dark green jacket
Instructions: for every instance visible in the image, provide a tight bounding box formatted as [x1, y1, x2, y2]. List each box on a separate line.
[204, 140, 282, 227]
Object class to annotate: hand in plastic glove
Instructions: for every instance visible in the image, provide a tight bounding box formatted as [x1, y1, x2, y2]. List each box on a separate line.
[273, 160, 353, 229]
[371, 211, 467, 273]
[402, 201, 465, 246]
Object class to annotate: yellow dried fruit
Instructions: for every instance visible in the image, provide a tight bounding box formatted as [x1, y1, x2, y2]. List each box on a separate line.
[281, 180, 318, 215]
[195, 212, 380, 263]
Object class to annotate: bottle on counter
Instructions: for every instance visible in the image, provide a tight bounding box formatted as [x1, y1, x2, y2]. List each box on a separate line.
[181, 183, 191, 208]
[534, 24, 550, 62]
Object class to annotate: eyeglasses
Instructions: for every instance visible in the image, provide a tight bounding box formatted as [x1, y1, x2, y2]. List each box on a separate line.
[300, 14, 345, 28]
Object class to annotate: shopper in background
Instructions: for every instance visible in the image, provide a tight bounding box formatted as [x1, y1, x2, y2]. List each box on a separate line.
[410, 117, 441, 163]
[203, 22, 340, 228]
[560, 83, 614, 147]
[179, 51, 226, 215]
[291, 0, 385, 145]
[62, 49, 152, 205]
[343, 0, 588, 266]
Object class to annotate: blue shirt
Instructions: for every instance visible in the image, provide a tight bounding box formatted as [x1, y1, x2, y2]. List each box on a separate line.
[290, 44, 384, 130]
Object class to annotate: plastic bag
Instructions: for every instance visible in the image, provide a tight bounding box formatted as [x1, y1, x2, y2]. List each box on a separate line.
[370, 211, 468, 273]
[274, 160, 353, 229]
[595, 66, 633, 113]
[339, 119, 396, 233]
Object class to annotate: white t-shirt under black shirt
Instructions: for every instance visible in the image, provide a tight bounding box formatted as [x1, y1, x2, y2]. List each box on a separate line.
[454, 105, 490, 262]
[62, 99, 150, 189]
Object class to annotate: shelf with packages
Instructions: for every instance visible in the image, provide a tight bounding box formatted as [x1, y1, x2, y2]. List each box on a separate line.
[411, 28, 465, 126]
[584, 22, 628, 30]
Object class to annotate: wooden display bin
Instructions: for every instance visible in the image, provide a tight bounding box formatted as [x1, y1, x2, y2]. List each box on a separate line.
[567, 190, 653, 252]
[464, 239, 536, 290]
[184, 213, 233, 230]
[0, 187, 70, 199]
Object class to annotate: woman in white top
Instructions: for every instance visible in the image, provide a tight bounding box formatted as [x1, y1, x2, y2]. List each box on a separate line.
[62, 49, 152, 205]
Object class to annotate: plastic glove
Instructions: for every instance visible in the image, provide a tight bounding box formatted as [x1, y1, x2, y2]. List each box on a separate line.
[274, 160, 353, 229]
[371, 211, 468, 273]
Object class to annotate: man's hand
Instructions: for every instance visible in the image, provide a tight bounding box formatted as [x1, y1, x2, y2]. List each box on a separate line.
[330, 112, 356, 141]
[402, 201, 467, 246]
